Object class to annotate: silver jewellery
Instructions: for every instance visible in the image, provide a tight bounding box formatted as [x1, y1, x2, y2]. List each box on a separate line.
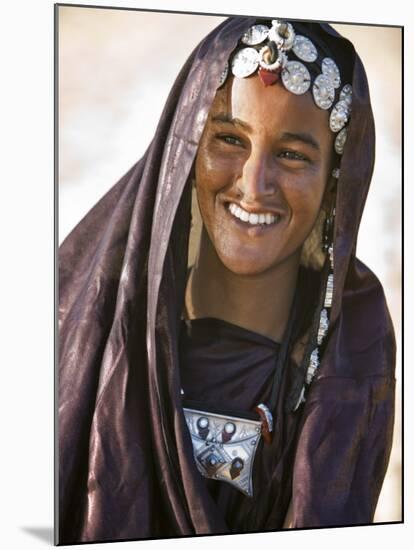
[294, 209, 336, 410]
[231, 48, 260, 78]
[241, 24, 269, 46]
[322, 57, 341, 88]
[182, 405, 264, 496]
[182, 399, 273, 496]
[282, 61, 311, 95]
[335, 128, 348, 155]
[330, 100, 350, 132]
[292, 35, 318, 62]
[313, 74, 335, 110]
[219, 20, 352, 160]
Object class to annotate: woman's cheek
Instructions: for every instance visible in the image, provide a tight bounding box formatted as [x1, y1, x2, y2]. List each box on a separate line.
[197, 158, 228, 192]
[196, 147, 218, 187]
[285, 172, 326, 208]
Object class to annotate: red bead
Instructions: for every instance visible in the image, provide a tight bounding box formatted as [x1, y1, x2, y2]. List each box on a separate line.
[259, 68, 280, 87]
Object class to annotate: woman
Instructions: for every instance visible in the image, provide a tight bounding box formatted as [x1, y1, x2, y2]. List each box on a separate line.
[58, 16, 396, 544]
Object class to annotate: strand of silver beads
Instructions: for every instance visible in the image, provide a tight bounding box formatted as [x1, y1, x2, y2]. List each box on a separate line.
[293, 227, 335, 411]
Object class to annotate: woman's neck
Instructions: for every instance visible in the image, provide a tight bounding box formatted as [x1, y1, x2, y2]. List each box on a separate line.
[185, 228, 300, 343]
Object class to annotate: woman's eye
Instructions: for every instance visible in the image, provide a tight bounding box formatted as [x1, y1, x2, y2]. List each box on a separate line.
[217, 134, 243, 147]
[279, 150, 308, 161]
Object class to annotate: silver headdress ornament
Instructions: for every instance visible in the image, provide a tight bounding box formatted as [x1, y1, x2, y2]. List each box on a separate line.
[218, 20, 353, 160]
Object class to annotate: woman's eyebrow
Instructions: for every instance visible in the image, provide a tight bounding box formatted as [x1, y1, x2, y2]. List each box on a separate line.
[279, 131, 321, 152]
[211, 114, 321, 152]
[211, 113, 252, 132]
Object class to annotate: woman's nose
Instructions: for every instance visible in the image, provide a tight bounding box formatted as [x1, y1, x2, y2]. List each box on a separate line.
[236, 149, 276, 203]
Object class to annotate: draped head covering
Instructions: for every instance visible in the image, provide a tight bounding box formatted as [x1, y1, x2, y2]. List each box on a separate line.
[58, 16, 395, 544]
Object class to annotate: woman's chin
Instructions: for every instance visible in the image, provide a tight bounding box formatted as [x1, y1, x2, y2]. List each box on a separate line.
[215, 242, 302, 277]
[218, 252, 275, 277]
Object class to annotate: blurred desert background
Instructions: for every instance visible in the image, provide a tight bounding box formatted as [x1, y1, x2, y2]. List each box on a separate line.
[57, 6, 402, 523]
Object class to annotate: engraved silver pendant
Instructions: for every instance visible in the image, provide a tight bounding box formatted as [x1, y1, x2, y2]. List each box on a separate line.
[217, 61, 229, 89]
[231, 47, 260, 78]
[241, 24, 269, 46]
[339, 84, 353, 108]
[330, 100, 350, 132]
[313, 74, 335, 110]
[335, 127, 348, 155]
[322, 57, 341, 89]
[293, 35, 318, 62]
[282, 61, 311, 95]
[183, 406, 262, 497]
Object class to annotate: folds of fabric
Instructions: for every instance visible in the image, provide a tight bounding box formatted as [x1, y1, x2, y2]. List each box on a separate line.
[58, 16, 396, 544]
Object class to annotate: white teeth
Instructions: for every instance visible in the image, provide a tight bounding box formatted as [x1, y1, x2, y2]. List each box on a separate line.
[240, 209, 249, 222]
[227, 202, 278, 225]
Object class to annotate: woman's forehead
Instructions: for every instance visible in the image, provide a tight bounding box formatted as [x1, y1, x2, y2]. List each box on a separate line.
[210, 75, 333, 145]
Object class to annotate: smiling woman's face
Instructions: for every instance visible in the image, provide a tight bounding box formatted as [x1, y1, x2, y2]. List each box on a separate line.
[194, 74, 335, 276]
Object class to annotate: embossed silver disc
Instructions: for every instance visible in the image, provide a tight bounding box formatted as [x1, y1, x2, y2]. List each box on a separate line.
[217, 62, 229, 89]
[335, 127, 348, 154]
[241, 24, 269, 46]
[312, 74, 335, 109]
[330, 100, 350, 132]
[293, 35, 318, 62]
[231, 47, 260, 78]
[322, 57, 341, 88]
[281, 61, 311, 95]
[339, 84, 353, 108]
